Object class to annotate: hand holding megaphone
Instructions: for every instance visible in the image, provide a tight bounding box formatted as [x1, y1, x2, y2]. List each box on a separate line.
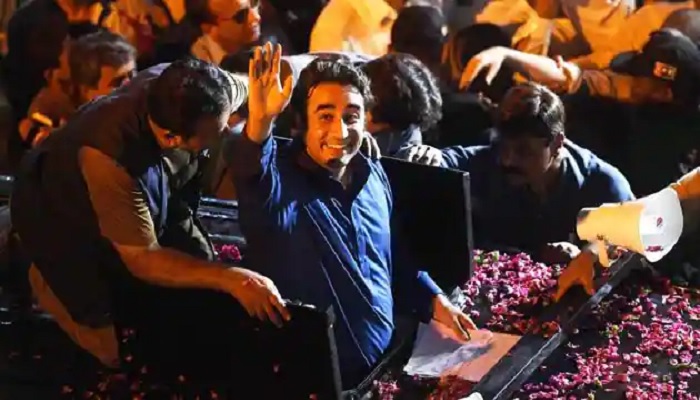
[576, 188, 683, 263]
[555, 188, 684, 302]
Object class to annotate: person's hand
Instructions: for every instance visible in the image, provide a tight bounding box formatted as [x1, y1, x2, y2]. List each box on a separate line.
[553, 250, 597, 302]
[247, 42, 293, 142]
[541, 241, 581, 264]
[459, 46, 510, 90]
[225, 267, 291, 327]
[406, 145, 443, 166]
[360, 133, 382, 160]
[432, 294, 477, 340]
[554, 55, 582, 91]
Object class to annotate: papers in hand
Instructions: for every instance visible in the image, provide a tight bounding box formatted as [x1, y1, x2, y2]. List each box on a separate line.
[404, 322, 520, 382]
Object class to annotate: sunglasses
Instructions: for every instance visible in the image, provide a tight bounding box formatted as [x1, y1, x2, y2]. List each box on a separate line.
[218, 0, 260, 24]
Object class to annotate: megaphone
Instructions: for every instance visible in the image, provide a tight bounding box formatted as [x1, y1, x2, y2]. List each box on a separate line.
[576, 188, 683, 267]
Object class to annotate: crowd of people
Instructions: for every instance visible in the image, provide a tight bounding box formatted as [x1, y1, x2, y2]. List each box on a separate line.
[2, 0, 700, 396]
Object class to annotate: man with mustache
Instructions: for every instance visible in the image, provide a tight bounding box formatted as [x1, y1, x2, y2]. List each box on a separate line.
[438, 83, 635, 262]
[231, 42, 475, 388]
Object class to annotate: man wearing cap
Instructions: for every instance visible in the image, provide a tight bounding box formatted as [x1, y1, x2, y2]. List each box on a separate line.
[609, 28, 700, 196]
[10, 59, 289, 381]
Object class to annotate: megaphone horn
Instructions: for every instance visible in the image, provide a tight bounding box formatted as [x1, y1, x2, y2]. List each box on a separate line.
[576, 188, 683, 264]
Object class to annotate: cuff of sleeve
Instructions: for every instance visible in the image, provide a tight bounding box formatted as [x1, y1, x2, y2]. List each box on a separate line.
[414, 271, 443, 323]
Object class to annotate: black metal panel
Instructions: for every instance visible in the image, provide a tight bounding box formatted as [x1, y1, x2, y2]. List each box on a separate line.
[380, 157, 474, 293]
[471, 254, 643, 400]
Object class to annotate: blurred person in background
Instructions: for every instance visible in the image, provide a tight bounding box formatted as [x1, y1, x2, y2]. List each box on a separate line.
[19, 31, 137, 148]
[310, 0, 404, 56]
[388, 5, 446, 77]
[153, 0, 261, 65]
[2, 0, 141, 172]
[187, 0, 261, 64]
[438, 23, 514, 147]
[663, 9, 700, 44]
[572, 0, 694, 69]
[362, 53, 442, 161]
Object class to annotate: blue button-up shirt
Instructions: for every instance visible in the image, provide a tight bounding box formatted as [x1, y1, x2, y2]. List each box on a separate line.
[441, 139, 635, 252]
[230, 135, 441, 386]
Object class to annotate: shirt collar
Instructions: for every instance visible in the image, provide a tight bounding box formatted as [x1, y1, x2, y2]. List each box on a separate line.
[291, 138, 372, 197]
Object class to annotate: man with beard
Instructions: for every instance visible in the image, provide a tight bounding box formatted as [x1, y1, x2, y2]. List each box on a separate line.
[231, 43, 476, 388]
[438, 83, 634, 263]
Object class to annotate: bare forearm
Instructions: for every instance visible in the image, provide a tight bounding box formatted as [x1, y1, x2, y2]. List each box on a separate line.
[503, 48, 570, 85]
[119, 246, 232, 292]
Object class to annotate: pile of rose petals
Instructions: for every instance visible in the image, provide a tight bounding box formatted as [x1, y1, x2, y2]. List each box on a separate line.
[214, 243, 242, 263]
[518, 279, 700, 399]
[373, 251, 565, 398]
[464, 251, 563, 336]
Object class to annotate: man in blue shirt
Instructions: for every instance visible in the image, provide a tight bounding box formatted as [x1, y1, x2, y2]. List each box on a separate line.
[438, 83, 635, 262]
[231, 43, 475, 388]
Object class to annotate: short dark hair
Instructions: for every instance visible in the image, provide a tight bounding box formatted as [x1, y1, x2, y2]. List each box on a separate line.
[391, 6, 445, 69]
[363, 53, 442, 131]
[291, 59, 374, 128]
[147, 58, 233, 139]
[69, 31, 136, 88]
[495, 83, 565, 142]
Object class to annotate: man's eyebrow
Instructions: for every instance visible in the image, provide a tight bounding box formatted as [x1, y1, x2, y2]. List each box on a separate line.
[315, 104, 336, 112]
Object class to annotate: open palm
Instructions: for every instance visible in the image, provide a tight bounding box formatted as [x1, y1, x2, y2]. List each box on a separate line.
[248, 42, 293, 121]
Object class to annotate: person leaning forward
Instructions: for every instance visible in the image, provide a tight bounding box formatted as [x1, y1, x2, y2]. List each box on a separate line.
[10, 59, 290, 383]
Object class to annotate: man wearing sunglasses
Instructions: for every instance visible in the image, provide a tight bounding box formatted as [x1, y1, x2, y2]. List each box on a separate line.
[188, 0, 261, 65]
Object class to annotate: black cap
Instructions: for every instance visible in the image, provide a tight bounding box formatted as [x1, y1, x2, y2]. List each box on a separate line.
[611, 29, 700, 105]
[391, 6, 446, 49]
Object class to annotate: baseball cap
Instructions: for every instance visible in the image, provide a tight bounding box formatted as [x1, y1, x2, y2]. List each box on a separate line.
[391, 6, 447, 49]
[611, 28, 700, 105]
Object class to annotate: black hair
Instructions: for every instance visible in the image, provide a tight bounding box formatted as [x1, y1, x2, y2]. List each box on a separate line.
[290, 59, 374, 129]
[69, 31, 136, 88]
[147, 58, 232, 139]
[184, 0, 217, 25]
[362, 53, 442, 131]
[390, 6, 445, 71]
[495, 83, 565, 142]
[443, 24, 513, 101]
[185, 0, 259, 25]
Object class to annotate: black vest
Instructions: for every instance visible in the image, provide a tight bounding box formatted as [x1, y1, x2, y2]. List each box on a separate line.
[12, 64, 172, 327]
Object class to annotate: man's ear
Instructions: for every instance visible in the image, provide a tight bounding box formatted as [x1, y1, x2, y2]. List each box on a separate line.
[552, 132, 565, 154]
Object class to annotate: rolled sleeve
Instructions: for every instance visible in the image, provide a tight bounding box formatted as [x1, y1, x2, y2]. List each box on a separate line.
[78, 146, 157, 248]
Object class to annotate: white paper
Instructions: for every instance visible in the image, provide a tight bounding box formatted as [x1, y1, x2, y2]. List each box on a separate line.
[404, 322, 520, 382]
